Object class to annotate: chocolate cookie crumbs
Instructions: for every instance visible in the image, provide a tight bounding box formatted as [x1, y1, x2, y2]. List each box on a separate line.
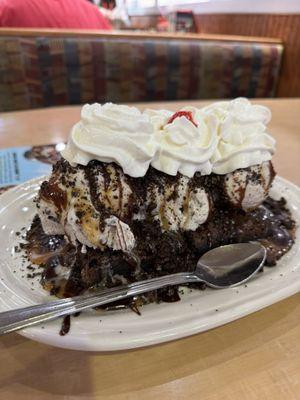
[20, 160, 296, 335]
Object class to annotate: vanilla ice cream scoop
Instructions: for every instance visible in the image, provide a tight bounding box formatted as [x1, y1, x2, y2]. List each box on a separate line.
[145, 174, 211, 232]
[38, 162, 136, 252]
[223, 161, 275, 211]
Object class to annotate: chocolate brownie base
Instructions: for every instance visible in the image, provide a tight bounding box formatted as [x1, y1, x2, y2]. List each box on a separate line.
[23, 196, 295, 309]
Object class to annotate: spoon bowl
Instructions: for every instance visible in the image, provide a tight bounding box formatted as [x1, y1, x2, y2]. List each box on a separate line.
[196, 242, 266, 288]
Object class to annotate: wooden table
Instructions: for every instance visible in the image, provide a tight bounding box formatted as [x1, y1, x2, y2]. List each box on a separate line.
[0, 99, 300, 400]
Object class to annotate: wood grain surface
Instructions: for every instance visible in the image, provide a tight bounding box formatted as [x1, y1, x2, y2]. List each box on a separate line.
[0, 99, 300, 400]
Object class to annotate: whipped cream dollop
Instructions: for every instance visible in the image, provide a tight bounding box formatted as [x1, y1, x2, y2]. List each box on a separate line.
[144, 108, 218, 177]
[61, 103, 157, 178]
[62, 99, 275, 178]
[202, 98, 276, 174]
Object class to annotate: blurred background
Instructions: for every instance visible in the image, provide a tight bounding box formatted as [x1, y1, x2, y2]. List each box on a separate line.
[0, 0, 299, 111]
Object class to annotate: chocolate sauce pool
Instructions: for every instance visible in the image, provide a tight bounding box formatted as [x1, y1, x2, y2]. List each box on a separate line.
[22, 196, 295, 334]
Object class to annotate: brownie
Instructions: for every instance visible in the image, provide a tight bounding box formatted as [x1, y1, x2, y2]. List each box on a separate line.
[23, 195, 295, 306]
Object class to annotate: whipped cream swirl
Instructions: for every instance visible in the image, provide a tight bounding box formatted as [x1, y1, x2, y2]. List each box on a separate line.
[61, 103, 157, 178]
[144, 107, 218, 177]
[62, 99, 276, 178]
[202, 98, 276, 174]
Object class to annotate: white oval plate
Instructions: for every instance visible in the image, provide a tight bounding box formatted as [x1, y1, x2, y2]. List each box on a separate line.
[0, 176, 299, 351]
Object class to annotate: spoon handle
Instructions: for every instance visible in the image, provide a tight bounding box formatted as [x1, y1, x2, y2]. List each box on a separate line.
[0, 272, 198, 335]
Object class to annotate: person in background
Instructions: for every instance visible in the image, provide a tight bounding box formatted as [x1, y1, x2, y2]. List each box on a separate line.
[100, 0, 116, 10]
[100, 0, 130, 29]
[0, 0, 112, 29]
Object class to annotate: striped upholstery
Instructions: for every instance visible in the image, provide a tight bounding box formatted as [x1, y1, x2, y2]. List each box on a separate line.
[0, 34, 283, 111]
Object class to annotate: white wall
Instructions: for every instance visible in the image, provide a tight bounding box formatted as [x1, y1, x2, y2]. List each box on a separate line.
[128, 0, 300, 16]
[171, 0, 300, 14]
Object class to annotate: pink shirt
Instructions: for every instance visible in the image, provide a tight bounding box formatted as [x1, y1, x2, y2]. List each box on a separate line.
[0, 0, 112, 29]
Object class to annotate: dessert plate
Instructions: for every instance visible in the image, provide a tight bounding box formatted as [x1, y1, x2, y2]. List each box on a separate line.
[0, 176, 299, 351]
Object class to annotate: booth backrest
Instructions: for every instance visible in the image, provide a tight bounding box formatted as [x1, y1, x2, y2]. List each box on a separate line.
[0, 29, 283, 111]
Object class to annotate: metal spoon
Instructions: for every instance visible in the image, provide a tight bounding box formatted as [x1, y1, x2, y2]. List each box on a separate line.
[0, 242, 266, 335]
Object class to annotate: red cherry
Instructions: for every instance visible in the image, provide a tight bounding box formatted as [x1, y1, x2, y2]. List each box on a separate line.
[167, 111, 198, 127]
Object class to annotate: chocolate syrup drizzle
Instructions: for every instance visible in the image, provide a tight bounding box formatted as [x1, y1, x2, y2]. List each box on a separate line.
[24, 196, 295, 301]
[22, 160, 295, 335]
